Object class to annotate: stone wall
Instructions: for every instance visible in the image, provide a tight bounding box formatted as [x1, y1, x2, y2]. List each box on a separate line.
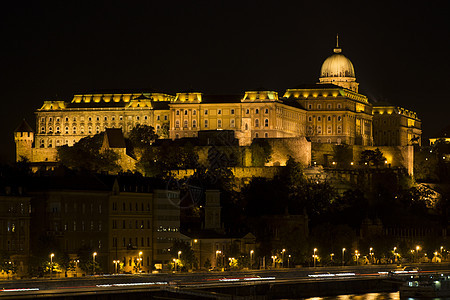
[266, 137, 311, 167]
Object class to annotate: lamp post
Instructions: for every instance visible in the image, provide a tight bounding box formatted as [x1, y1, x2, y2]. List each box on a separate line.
[282, 249, 286, 268]
[342, 248, 346, 266]
[313, 248, 317, 268]
[330, 253, 334, 263]
[92, 252, 97, 275]
[369, 247, 374, 264]
[215, 250, 221, 268]
[393, 247, 397, 263]
[138, 251, 143, 273]
[416, 246, 420, 263]
[173, 258, 177, 272]
[271, 256, 277, 268]
[113, 260, 119, 274]
[50, 253, 55, 279]
[288, 255, 291, 268]
[355, 250, 360, 265]
[250, 250, 254, 270]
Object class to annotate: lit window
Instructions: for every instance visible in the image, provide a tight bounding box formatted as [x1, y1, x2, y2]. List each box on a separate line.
[338, 116, 342, 121]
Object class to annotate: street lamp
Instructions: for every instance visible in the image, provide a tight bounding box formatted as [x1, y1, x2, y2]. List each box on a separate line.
[288, 255, 291, 268]
[369, 247, 373, 264]
[173, 258, 177, 272]
[250, 250, 254, 270]
[342, 248, 346, 266]
[215, 250, 221, 268]
[330, 253, 334, 263]
[50, 253, 55, 279]
[393, 247, 397, 263]
[138, 251, 143, 272]
[355, 250, 360, 265]
[416, 246, 420, 263]
[282, 249, 286, 268]
[313, 248, 317, 268]
[113, 260, 119, 274]
[92, 252, 97, 275]
[271, 256, 277, 268]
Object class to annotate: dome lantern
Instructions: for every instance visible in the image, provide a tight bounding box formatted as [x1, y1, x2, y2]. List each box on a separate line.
[318, 35, 359, 92]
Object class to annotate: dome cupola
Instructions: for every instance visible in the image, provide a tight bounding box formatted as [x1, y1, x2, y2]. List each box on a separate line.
[318, 35, 359, 92]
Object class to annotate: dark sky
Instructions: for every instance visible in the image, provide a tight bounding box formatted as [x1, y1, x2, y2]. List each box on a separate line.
[1, 1, 450, 163]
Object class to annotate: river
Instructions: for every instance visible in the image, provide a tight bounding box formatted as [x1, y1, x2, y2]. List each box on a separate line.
[305, 291, 450, 299]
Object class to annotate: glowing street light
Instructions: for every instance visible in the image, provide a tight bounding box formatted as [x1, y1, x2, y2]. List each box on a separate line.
[173, 258, 177, 272]
[113, 260, 119, 274]
[138, 251, 143, 272]
[288, 255, 291, 268]
[355, 250, 360, 265]
[215, 250, 222, 268]
[313, 248, 317, 268]
[393, 247, 397, 263]
[416, 246, 420, 263]
[50, 253, 55, 279]
[369, 247, 374, 263]
[330, 253, 334, 262]
[92, 252, 97, 275]
[271, 255, 277, 268]
[282, 249, 286, 268]
[342, 248, 346, 266]
[250, 250, 254, 270]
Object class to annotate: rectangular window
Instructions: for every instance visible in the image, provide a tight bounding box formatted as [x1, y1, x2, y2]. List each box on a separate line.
[218, 109, 222, 115]
[231, 109, 235, 115]
[204, 109, 208, 115]
[204, 120, 208, 128]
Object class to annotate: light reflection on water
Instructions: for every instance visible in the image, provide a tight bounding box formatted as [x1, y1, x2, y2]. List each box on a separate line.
[305, 292, 401, 300]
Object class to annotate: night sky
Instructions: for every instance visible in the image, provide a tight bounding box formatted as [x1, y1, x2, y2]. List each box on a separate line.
[2, 1, 450, 163]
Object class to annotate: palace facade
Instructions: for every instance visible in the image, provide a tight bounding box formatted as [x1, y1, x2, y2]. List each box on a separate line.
[15, 40, 422, 165]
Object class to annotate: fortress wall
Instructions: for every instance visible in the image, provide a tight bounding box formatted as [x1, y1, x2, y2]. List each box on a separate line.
[267, 137, 311, 167]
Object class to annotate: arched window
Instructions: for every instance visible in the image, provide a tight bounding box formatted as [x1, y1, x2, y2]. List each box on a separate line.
[192, 120, 197, 128]
[264, 119, 269, 127]
[81, 126, 85, 134]
[40, 139, 45, 148]
[217, 119, 222, 128]
[56, 127, 60, 134]
[65, 127, 69, 134]
[72, 127, 77, 134]
[204, 120, 208, 128]
[255, 119, 259, 127]
[255, 108, 259, 114]
[96, 126, 100, 133]
[183, 120, 188, 128]
[88, 126, 92, 134]
[175, 120, 180, 128]
[230, 119, 235, 127]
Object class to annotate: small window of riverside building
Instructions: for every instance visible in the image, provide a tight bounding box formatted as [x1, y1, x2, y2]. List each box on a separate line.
[193, 110, 196, 115]
[327, 126, 332, 134]
[41, 127, 45, 133]
[255, 108, 259, 114]
[73, 117, 77, 122]
[217, 119, 222, 128]
[317, 116, 322, 121]
[264, 119, 269, 127]
[96, 116, 100, 121]
[337, 125, 342, 134]
[308, 104, 312, 109]
[157, 115, 160, 121]
[308, 116, 312, 122]
[265, 108, 269, 114]
[40, 139, 45, 148]
[176, 110, 180, 115]
[192, 120, 197, 128]
[183, 120, 188, 128]
[96, 126, 100, 133]
[246, 109, 250, 114]
[230, 119, 235, 127]
[317, 104, 322, 109]
[56, 127, 60, 133]
[88, 126, 92, 134]
[327, 116, 331, 121]
[56, 117, 60, 123]
[49, 117, 53, 122]
[255, 119, 259, 127]
[264, 132, 268, 138]
[65, 127, 69, 134]
[175, 120, 180, 128]
[255, 133, 259, 138]
[327, 104, 332, 109]
[317, 126, 322, 134]
[218, 109, 222, 115]
[164, 115, 168, 120]
[81, 126, 85, 134]
[204, 120, 208, 128]
[104, 116, 107, 121]
[65, 117, 69, 122]
[338, 116, 342, 121]
[72, 127, 76, 134]
[204, 109, 208, 115]
[88, 117, 92, 121]
[337, 103, 342, 109]
[175, 133, 179, 139]
[231, 109, 235, 115]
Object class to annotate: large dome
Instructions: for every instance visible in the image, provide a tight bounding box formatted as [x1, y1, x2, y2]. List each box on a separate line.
[320, 48, 355, 78]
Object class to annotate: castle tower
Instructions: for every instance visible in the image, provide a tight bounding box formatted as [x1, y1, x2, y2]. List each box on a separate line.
[14, 119, 34, 162]
[204, 190, 222, 231]
[318, 35, 359, 92]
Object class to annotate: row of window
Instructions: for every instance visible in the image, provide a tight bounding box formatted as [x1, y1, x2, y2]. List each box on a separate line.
[60, 221, 102, 231]
[41, 115, 168, 124]
[113, 237, 151, 249]
[308, 115, 343, 122]
[307, 125, 343, 135]
[174, 118, 269, 129]
[307, 103, 343, 110]
[175, 108, 271, 116]
[112, 220, 150, 230]
[111, 202, 151, 212]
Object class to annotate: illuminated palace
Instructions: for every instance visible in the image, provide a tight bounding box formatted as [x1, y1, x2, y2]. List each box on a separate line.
[15, 40, 422, 164]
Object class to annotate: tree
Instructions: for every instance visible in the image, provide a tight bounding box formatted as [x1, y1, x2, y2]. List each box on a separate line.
[76, 246, 101, 275]
[170, 240, 197, 271]
[250, 139, 273, 166]
[57, 133, 120, 173]
[129, 124, 158, 148]
[359, 148, 386, 167]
